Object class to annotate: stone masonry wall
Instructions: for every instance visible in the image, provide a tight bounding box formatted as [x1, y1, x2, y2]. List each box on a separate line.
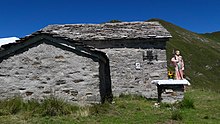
[83, 39, 168, 98]
[100, 48, 168, 98]
[0, 43, 100, 104]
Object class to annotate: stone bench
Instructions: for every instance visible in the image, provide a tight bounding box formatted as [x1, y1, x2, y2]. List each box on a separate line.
[151, 79, 190, 102]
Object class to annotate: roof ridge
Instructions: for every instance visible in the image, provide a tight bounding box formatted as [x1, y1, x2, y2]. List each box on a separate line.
[38, 21, 171, 41]
[42, 21, 161, 27]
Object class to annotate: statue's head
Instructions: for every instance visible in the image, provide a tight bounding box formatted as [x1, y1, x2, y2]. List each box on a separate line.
[175, 50, 180, 56]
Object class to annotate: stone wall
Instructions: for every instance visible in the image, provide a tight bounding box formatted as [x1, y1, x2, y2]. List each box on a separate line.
[83, 39, 168, 98]
[101, 48, 167, 97]
[0, 43, 101, 104]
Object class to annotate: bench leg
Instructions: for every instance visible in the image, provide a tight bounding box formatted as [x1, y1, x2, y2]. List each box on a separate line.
[157, 84, 162, 102]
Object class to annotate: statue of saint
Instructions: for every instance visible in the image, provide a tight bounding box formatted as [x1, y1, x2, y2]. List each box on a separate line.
[171, 50, 184, 80]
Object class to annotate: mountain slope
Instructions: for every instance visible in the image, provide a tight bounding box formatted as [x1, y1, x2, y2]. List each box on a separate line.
[148, 19, 220, 91]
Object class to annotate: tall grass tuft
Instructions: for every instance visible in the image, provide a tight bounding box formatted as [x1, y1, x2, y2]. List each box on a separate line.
[0, 96, 80, 117]
[171, 110, 183, 120]
[0, 96, 23, 115]
[180, 96, 195, 109]
[23, 99, 40, 112]
[40, 96, 79, 116]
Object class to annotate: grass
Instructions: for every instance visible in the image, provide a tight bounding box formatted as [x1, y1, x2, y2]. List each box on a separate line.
[0, 88, 220, 123]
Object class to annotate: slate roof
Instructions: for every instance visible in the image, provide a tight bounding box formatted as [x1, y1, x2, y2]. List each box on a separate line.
[0, 21, 171, 51]
[37, 21, 171, 41]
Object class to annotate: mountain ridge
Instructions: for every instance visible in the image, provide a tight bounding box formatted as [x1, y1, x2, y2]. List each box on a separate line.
[202, 31, 220, 42]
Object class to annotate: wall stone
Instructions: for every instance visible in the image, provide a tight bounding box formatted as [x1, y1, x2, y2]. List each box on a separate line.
[0, 43, 100, 104]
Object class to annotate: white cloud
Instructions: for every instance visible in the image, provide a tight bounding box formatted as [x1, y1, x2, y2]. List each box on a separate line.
[0, 37, 19, 47]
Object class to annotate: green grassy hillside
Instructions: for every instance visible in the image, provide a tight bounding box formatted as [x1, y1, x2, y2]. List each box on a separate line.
[148, 19, 220, 91]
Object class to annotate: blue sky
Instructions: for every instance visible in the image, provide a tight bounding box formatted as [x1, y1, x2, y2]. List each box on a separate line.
[1, 0, 220, 38]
